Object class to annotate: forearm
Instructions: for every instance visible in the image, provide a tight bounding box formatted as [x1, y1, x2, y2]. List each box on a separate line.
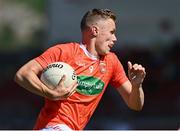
[14, 63, 74, 101]
[128, 84, 144, 111]
[15, 59, 78, 101]
[14, 69, 48, 98]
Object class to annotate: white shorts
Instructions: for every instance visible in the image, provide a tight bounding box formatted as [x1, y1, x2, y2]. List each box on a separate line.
[40, 124, 73, 131]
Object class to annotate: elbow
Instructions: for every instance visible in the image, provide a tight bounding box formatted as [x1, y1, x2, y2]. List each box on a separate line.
[128, 103, 144, 111]
[14, 69, 27, 85]
[14, 70, 22, 84]
[131, 106, 143, 111]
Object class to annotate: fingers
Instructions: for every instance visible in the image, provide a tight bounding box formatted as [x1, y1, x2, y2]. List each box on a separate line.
[47, 75, 78, 100]
[58, 75, 77, 91]
[128, 62, 145, 72]
[58, 82, 78, 100]
[132, 64, 144, 72]
[66, 82, 78, 94]
[128, 61, 146, 79]
[57, 75, 78, 98]
[58, 75, 66, 86]
[128, 61, 132, 70]
[64, 82, 78, 98]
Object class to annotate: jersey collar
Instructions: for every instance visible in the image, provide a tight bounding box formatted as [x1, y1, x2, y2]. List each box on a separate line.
[80, 43, 98, 60]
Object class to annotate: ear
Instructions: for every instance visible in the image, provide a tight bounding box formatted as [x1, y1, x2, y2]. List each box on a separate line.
[91, 25, 99, 37]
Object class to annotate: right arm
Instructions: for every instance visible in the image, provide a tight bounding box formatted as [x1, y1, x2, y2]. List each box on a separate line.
[14, 59, 77, 100]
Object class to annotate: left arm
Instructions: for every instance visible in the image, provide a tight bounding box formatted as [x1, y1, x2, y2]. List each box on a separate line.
[117, 61, 146, 111]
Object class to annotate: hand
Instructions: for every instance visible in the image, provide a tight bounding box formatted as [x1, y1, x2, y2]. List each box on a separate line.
[128, 61, 146, 87]
[45, 75, 78, 100]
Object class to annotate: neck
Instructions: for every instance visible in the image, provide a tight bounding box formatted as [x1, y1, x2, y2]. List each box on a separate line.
[82, 38, 99, 59]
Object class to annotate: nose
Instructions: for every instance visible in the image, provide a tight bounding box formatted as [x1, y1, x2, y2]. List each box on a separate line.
[112, 34, 117, 42]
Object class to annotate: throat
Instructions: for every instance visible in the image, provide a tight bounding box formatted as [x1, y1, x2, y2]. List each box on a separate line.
[80, 43, 99, 60]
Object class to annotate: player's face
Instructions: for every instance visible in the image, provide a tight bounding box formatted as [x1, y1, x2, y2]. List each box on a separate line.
[95, 18, 117, 56]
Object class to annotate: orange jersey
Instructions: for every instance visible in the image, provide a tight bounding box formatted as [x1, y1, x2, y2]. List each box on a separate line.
[34, 43, 128, 130]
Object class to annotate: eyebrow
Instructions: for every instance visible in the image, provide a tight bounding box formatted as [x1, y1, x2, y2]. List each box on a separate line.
[111, 29, 116, 34]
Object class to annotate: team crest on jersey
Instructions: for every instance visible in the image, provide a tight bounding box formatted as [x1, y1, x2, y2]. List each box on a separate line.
[76, 76, 105, 95]
[99, 61, 106, 73]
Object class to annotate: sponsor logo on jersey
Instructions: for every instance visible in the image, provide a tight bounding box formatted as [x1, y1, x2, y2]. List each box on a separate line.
[76, 76, 104, 95]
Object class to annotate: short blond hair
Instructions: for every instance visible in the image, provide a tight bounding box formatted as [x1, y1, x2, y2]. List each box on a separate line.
[80, 8, 116, 31]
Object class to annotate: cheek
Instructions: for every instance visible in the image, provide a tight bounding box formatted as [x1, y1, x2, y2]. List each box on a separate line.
[95, 43, 104, 52]
[103, 34, 112, 42]
[96, 42, 108, 52]
[98, 34, 110, 42]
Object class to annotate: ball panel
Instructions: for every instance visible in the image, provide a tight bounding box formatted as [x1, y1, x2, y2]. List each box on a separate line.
[40, 62, 77, 89]
[41, 74, 63, 89]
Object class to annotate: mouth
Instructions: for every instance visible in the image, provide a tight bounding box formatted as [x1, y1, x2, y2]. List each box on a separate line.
[108, 44, 113, 48]
[107, 46, 111, 51]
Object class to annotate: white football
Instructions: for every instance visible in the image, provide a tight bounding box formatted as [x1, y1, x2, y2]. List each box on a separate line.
[40, 62, 77, 89]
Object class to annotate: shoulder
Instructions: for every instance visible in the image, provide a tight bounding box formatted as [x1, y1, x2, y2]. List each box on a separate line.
[104, 52, 124, 68]
[105, 52, 119, 61]
[45, 42, 81, 54]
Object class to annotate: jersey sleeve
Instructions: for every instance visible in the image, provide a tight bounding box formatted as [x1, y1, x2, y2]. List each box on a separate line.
[109, 54, 128, 88]
[35, 43, 75, 68]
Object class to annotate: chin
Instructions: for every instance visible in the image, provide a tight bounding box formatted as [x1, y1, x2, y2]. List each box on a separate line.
[100, 51, 110, 56]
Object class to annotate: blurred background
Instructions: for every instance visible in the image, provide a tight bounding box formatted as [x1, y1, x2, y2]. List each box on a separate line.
[0, 0, 179, 129]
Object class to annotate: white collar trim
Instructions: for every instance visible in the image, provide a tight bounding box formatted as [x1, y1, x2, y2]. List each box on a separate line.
[80, 43, 98, 60]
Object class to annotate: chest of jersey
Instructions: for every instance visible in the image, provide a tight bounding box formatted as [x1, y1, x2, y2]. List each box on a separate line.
[69, 52, 111, 95]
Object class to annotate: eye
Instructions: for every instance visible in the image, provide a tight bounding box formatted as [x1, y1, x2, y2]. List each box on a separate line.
[110, 29, 116, 34]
